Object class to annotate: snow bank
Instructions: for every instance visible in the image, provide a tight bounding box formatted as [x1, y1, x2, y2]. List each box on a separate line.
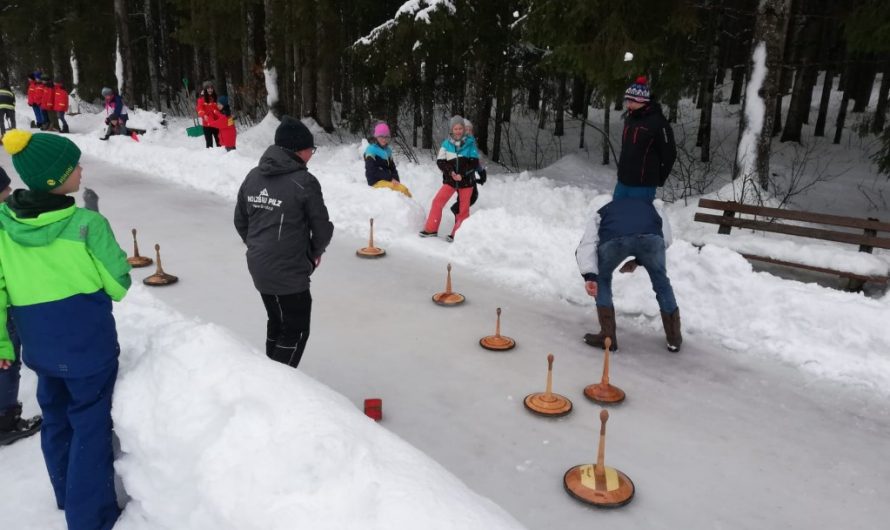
[111, 287, 522, 530]
[55, 109, 890, 393]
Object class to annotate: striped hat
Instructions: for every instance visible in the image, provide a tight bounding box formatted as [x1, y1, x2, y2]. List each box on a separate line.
[624, 76, 651, 103]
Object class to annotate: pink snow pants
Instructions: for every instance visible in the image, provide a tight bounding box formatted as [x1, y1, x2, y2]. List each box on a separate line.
[424, 185, 474, 236]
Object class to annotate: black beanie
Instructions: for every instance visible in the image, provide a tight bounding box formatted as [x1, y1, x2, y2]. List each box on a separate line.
[274, 116, 315, 152]
[0, 166, 11, 190]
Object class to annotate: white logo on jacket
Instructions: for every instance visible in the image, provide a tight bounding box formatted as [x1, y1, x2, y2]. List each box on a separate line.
[247, 188, 283, 210]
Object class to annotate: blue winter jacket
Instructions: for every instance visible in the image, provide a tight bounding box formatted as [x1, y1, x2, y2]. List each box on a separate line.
[364, 141, 400, 186]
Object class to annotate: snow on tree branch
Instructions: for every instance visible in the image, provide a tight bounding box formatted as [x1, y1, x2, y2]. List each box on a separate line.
[354, 0, 456, 47]
[736, 42, 767, 181]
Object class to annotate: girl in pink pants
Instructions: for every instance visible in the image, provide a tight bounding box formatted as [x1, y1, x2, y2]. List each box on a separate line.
[420, 115, 480, 242]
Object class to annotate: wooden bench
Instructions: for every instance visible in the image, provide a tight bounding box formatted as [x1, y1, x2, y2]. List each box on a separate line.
[694, 199, 890, 291]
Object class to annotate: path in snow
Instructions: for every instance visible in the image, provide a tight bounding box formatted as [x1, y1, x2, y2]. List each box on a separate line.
[2, 151, 889, 529]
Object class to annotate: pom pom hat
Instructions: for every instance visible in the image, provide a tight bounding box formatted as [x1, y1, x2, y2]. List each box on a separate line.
[373, 122, 391, 137]
[2, 130, 82, 192]
[624, 76, 651, 103]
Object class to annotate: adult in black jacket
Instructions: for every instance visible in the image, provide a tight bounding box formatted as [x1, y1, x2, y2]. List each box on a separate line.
[234, 116, 334, 369]
[616, 76, 676, 200]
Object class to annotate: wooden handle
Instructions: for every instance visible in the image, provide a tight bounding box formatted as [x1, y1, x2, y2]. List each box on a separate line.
[154, 244, 164, 274]
[445, 263, 453, 294]
[495, 307, 502, 336]
[596, 409, 609, 476]
[601, 338, 612, 386]
[369, 218, 375, 248]
[544, 354, 554, 397]
[131, 229, 140, 257]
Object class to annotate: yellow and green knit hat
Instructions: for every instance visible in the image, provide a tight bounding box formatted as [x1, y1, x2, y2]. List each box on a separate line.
[2, 129, 81, 192]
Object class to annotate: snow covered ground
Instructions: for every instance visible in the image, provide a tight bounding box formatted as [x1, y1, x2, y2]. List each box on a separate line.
[1, 101, 889, 528]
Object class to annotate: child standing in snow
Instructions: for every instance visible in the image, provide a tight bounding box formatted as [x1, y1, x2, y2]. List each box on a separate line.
[420, 115, 479, 242]
[0, 130, 131, 529]
[27, 73, 44, 129]
[211, 95, 237, 151]
[52, 80, 70, 133]
[450, 119, 486, 220]
[364, 122, 411, 197]
[197, 81, 221, 148]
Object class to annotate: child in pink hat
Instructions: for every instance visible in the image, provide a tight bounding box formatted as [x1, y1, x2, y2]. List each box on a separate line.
[364, 121, 411, 197]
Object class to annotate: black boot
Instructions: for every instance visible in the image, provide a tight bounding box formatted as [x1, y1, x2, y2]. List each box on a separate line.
[584, 306, 618, 351]
[660, 308, 683, 353]
[0, 404, 42, 447]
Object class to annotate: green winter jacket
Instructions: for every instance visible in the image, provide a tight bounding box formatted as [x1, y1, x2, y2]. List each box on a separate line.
[0, 191, 131, 373]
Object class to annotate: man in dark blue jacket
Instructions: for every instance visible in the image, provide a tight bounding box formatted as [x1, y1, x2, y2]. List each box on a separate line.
[234, 117, 334, 369]
[615, 76, 677, 200]
[576, 197, 682, 352]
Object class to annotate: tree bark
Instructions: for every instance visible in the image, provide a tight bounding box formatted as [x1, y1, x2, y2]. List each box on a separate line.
[114, 0, 135, 103]
[263, 0, 283, 117]
[144, 0, 161, 110]
[698, 0, 722, 161]
[814, 70, 833, 136]
[852, 60, 877, 113]
[527, 76, 540, 111]
[315, 1, 336, 132]
[571, 77, 586, 117]
[157, 0, 173, 107]
[602, 98, 610, 165]
[422, 59, 435, 149]
[752, 0, 791, 189]
[872, 63, 890, 134]
[299, 1, 318, 120]
[729, 65, 745, 104]
[554, 75, 566, 136]
[579, 88, 591, 149]
[834, 78, 851, 144]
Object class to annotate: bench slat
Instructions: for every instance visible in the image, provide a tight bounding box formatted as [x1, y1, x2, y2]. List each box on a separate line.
[697, 199, 890, 232]
[693, 213, 890, 249]
[742, 254, 890, 283]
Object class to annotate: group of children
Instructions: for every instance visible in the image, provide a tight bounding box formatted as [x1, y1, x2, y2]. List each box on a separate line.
[196, 81, 237, 151]
[26, 72, 70, 134]
[363, 115, 486, 242]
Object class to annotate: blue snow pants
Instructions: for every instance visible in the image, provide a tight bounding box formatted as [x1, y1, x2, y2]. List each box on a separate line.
[36, 362, 120, 530]
[0, 320, 22, 414]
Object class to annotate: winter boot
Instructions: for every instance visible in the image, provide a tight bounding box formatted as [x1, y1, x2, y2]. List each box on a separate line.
[419, 230, 437, 238]
[61, 123, 70, 134]
[0, 404, 42, 447]
[584, 306, 618, 351]
[661, 308, 683, 353]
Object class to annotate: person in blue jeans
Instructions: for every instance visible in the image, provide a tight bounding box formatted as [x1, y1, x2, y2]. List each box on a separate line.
[576, 197, 682, 352]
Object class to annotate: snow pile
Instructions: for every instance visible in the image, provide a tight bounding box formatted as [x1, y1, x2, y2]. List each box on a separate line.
[109, 287, 522, 530]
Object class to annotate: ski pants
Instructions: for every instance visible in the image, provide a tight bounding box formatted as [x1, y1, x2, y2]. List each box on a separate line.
[260, 290, 312, 369]
[424, 184, 473, 236]
[36, 361, 120, 530]
[31, 104, 43, 125]
[0, 319, 22, 415]
[204, 126, 220, 148]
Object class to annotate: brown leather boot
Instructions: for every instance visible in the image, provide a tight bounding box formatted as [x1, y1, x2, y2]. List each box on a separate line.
[584, 306, 617, 351]
[661, 308, 682, 353]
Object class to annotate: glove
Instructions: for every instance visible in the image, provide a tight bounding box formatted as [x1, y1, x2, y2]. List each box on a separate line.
[476, 168, 487, 186]
[104, 117, 110, 125]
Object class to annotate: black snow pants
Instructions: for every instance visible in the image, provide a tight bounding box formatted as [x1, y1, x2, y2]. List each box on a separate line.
[260, 290, 312, 369]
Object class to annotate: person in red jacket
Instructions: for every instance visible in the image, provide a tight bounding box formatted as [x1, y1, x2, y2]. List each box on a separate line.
[196, 81, 220, 148]
[27, 73, 44, 129]
[209, 95, 236, 151]
[39, 80, 59, 132]
[52, 81, 70, 134]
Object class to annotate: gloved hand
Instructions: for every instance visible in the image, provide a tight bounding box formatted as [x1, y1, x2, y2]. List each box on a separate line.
[476, 168, 488, 186]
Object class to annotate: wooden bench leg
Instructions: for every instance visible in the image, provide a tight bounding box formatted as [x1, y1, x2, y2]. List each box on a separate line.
[845, 278, 866, 292]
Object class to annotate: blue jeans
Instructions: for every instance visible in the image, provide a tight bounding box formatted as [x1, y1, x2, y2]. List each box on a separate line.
[613, 181, 656, 200]
[31, 104, 44, 125]
[58, 111, 68, 128]
[37, 362, 120, 530]
[596, 234, 678, 313]
[0, 319, 22, 414]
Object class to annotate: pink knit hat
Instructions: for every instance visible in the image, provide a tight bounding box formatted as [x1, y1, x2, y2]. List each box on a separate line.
[373, 122, 391, 137]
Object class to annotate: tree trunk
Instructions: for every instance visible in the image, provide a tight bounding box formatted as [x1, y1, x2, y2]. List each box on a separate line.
[752, 0, 791, 189]
[114, 0, 134, 103]
[422, 59, 435, 149]
[872, 64, 890, 134]
[241, 0, 257, 114]
[316, 2, 335, 132]
[852, 60, 877, 113]
[209, 19, 221, 88]
[0, 32, 10, 83]
[527, 76, 540, 111]
[602, 98, 610, 165]
[263, 0, 283, 117]
[157, 0, 172, 108]
[492, 73, 504, 163]
[814, 70, 833, 136]
[300, 2, 318, 120]
[537, 80, 548, 130]
[472, 61, 493, 154]
[834, 83, 850, 144]
[144, 0, 161, 110]
[698, 0, 722, 161]
[729, 65, 745, 104]
[554, 75, 566, 136]
[571, 77, 586, 117]
[579, 88, 591, 149]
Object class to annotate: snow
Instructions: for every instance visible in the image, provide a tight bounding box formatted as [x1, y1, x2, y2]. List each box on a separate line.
[1, 143, 889, 529]
[69, 48, 79, 86]
[263, 66, 278, 108]
[355, 0, 456, 46]
[736, 42, 767, 182]
[115, 37, 124, 94]
[624, 51, 634, 62]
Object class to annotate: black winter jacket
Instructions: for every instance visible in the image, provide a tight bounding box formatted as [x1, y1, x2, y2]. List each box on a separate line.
[234, 146, 334, 295]
[617, 103, 677, 188]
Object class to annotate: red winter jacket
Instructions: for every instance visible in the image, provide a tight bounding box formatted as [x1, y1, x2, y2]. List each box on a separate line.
[39, 85, 54, 110]
[27, 79, 38, 106]
[209, 114, 237, 148]
[53, 85, 69, 113]
[196, 96, 220, 126]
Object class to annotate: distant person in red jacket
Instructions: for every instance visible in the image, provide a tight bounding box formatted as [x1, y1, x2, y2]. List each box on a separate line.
[210, 95, 236, 151]
[196, 81, 220, 148]
[39, 80, 59, 132]
[27, 73, 44, 129]
[52, 81, 70, 134]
